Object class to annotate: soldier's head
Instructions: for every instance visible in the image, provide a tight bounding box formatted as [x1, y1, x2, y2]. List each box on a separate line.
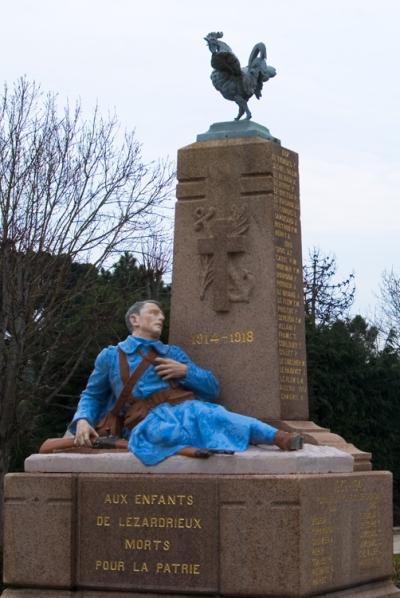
[125, 301, 165, 340]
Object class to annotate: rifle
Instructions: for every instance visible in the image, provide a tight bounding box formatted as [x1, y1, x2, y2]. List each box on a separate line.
[39, 436, 233, 458]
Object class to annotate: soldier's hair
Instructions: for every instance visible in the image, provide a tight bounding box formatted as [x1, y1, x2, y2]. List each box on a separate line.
[125, 300, 162, 332]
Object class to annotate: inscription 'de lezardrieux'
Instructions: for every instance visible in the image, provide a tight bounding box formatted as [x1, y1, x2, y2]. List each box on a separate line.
[90, 492, 205, 579]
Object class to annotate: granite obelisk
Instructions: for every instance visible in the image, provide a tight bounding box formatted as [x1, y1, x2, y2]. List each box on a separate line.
[170, 132, 308, 422]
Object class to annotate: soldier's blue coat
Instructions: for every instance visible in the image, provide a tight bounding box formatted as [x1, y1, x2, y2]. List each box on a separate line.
[70, 335, 277, 465]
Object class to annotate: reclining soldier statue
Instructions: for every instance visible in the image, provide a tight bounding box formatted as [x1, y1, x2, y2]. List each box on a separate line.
[65, 300, 303, 465]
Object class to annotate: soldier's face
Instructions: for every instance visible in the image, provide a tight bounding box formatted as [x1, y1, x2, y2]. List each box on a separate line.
[130, 303, 165, 339]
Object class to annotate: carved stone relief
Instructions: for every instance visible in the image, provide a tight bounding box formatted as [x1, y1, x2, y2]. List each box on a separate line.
[193, 205, 254, 312]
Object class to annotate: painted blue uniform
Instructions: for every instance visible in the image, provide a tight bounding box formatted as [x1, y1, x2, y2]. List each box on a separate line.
[70, 335, 278, 465]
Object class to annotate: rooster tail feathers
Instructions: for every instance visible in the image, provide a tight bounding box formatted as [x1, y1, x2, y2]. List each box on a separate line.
[248, 43, 267, 67]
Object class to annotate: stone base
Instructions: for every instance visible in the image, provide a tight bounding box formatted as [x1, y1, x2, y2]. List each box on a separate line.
[269, 420, 373, 471]
[2, 580, 400, 596]
[196, 120, 280, 143]
[24, 444, 353, 474]
[3, 469, 397, 597]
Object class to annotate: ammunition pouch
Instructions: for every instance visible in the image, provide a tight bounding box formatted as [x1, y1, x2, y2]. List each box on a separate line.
[123, 388, 195, 429]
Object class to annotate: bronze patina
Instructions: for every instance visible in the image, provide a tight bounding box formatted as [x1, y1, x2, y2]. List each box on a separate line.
[204, 31, 276, 120]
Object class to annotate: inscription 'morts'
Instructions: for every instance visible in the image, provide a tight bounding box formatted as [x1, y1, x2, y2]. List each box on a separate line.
[124, 538, 171, 551]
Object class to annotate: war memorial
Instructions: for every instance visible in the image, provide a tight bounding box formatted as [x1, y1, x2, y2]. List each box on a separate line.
[2, 33, 399, 598]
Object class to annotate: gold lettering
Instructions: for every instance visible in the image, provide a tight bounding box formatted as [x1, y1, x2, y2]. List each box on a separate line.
[124, 538, 171, 551]
[95, 560, 125, 572]
[96, 515, 111, 527]
[104, 493, 127, 505]
[132, 561, 149, 573]
[155, 562, 201, 575]
[134, 493, 194, 506]
[191, 330, 255, 345]
[276, 272, 295, 282]
[119, 516, 201, 530]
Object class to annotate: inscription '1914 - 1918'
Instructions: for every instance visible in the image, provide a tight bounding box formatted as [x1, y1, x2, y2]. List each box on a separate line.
[191, 330, 254, 345]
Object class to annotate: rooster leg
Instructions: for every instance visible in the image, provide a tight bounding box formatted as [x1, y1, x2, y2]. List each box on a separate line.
[234, 97, 252, 121]
[235, 106, 245, 120]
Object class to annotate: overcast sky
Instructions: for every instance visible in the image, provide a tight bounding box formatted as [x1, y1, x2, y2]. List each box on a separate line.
[1, 0, 399, 317]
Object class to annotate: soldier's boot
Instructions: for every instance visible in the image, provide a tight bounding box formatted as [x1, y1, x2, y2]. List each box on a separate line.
[273, 431, 304, 451]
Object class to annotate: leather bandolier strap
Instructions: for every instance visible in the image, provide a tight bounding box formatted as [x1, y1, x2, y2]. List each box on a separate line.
[94, 348, 158, 437]
[122, 349, 194, 429]
[113, 348, 159, 417]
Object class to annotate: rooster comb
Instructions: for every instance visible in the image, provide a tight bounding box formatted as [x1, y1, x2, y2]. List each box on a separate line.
[205, 32, 224, 40]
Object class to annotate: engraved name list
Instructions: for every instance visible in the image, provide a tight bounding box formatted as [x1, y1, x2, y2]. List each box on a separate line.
[272, 149, 308, 406]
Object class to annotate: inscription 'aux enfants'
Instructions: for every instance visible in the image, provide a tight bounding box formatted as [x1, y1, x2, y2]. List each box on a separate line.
[104, 493, 195, 506]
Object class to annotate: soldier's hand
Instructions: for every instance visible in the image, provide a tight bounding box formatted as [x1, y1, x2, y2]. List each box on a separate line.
[74, 419, 99, 447]
[154, 357, 188, 380]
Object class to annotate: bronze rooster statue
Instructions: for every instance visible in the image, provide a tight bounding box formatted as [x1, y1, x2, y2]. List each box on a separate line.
[204, 32, 276, 121]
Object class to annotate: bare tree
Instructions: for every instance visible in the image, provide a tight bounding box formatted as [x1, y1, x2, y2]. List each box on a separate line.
[303, 248, 355, 326]
[138, 233, 172, 299]
[377, 270, 400, 348]
[0, 78, 174, 477]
